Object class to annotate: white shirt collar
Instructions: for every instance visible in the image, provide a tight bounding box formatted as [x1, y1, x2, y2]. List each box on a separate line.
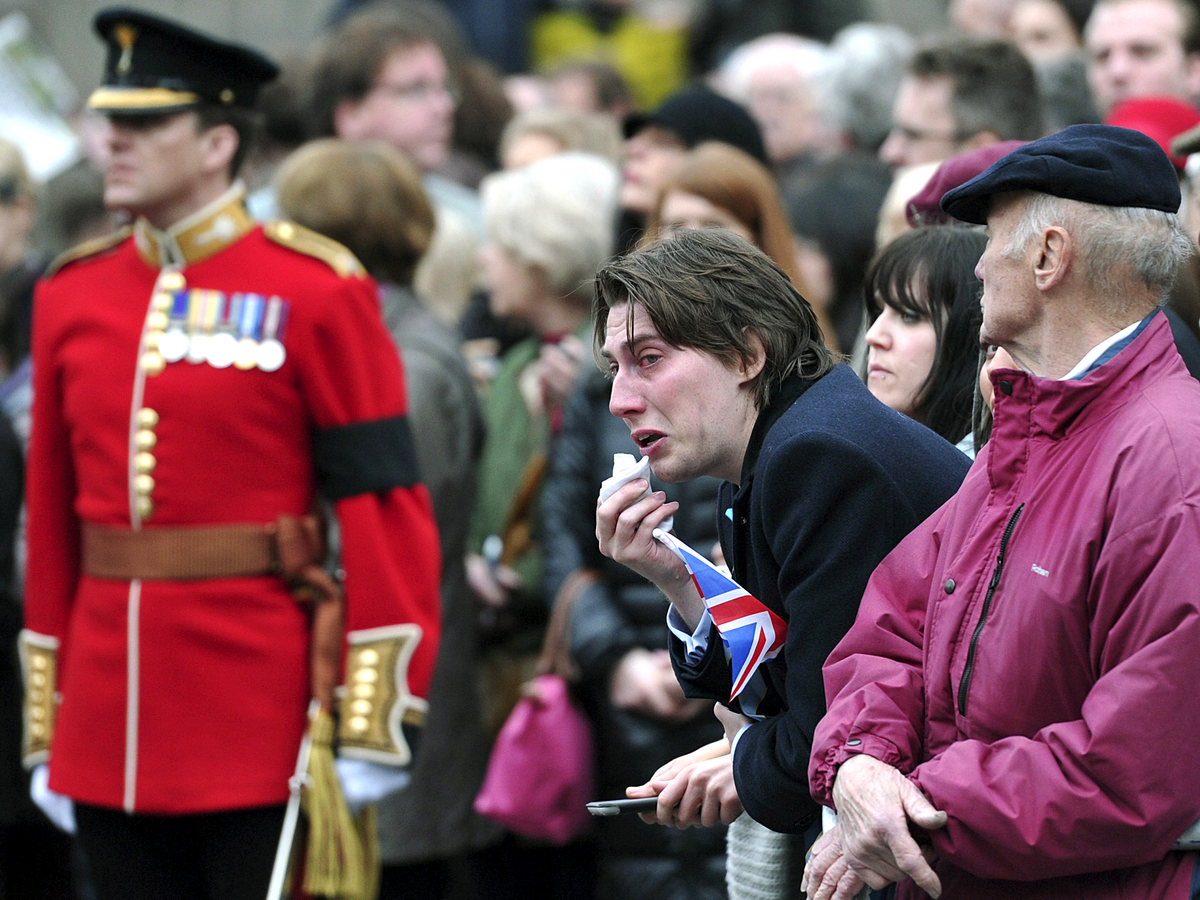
[1060, 319, 1141, 381]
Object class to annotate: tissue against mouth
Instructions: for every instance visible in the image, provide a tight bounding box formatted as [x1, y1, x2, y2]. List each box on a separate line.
[598, 453, 674, 533]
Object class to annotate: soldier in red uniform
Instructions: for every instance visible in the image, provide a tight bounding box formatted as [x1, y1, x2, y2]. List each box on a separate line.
[18, 9, 442, 899]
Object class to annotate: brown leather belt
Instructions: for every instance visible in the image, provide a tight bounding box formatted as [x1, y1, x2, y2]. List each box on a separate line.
[82, 522, 279, 581]
[82, 518, 344, 710]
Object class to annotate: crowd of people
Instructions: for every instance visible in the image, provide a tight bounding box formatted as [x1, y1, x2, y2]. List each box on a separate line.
[3, 0, 1200, 899]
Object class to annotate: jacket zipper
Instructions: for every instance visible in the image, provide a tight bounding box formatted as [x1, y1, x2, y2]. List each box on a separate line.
[957, 502, 1024, 716]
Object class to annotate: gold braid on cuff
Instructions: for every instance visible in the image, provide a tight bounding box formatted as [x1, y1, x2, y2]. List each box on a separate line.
[337, 624, 427, 766]
[19, 631, 60, 767]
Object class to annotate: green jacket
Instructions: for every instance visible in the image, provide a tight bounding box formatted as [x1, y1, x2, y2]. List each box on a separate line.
[470, 336, 552, 655]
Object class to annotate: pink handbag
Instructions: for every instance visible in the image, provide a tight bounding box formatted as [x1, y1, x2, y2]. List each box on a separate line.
[473, 672, 594, 844]
[475, 569, 598, 844]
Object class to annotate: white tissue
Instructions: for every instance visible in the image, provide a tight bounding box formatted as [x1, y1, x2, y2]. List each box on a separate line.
[599, 453, 673, 532]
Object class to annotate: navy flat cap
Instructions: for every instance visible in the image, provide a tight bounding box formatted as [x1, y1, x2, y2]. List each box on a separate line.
[940, 124, 1180, 225]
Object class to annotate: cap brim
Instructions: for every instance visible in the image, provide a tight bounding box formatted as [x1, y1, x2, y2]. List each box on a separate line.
[87, 85, 200, 114]
[939, 190, 990, 225]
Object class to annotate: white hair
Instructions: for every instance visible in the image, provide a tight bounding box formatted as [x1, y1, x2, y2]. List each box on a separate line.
[1002, 193, 1194, 303]
[716, 33, 834, 112]
[824, 23, 915, 151]
[481, 151, 619, 301]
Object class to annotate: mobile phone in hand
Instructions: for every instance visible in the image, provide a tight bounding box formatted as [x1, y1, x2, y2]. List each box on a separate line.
[586, 797, 660, 816]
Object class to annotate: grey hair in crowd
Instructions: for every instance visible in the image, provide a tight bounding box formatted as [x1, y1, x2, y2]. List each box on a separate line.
[717, 32, 833, 101]
[481, 151, 619, 302]
[1001, 193, 1194, 304]
[1034, 53, 1098, 134]
[823, 23, 914, 152]
[716, 33, 837, 137]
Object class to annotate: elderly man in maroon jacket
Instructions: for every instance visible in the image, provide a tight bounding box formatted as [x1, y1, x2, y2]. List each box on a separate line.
[805, 125, 1200, 900]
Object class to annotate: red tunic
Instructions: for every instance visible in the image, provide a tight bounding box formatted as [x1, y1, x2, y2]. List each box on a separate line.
[23, 198, 441, 814]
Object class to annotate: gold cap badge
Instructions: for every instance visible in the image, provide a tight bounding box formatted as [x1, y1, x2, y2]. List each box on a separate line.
[114, 23, 138, 75]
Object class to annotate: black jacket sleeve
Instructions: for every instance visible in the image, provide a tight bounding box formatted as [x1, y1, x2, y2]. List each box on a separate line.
[735, 433, 943, 832]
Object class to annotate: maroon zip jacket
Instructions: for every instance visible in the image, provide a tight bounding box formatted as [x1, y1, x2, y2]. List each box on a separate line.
[812, 313, 1200, 899]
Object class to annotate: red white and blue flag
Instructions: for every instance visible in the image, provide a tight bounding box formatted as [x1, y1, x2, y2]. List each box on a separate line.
[654, 530, 788, 712]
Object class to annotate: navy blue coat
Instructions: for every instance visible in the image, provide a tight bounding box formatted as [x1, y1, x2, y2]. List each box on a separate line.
[670, 365, 970, 833]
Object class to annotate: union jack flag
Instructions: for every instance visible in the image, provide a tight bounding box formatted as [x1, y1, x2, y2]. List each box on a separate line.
[654, 530, 788, 712]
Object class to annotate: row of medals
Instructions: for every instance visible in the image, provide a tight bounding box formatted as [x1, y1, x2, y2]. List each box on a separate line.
[142, 275, 286, 376]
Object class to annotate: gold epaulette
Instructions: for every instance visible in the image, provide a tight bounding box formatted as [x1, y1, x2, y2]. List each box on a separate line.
[264, 220, 366, 279]
[44, 226, 133, 278]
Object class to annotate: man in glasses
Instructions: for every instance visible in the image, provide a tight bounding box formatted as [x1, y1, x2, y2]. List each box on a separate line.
[311, 4, 481, 232]
[879, 35, 1044, 169]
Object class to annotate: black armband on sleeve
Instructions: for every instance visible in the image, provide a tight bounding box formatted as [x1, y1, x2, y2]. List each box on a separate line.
[312, 415, 421, 501]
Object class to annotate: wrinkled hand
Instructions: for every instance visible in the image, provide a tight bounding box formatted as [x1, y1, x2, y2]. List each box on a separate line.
[713, 703, 752, 746]
[596, 479, 689, 604]
[626, 745, 742, 828]
[30, 764, 75, 834]
[465, 553, 522, 608]
[831, 754, 946, 897]
[610, 648, 712, 721]
[802, 824, 868, 900]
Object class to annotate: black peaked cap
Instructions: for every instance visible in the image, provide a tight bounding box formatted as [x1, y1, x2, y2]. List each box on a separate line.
[90, 7, 278, 114]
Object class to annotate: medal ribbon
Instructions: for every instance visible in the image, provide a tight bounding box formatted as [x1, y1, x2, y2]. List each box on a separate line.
[202, 290, 222, 336]
[239, 294, 265, 340]
[187, 289, 205, 337]
[222, 293, 243, 336]
[262, 296, 283, 344]
[170, 290, 189, 328]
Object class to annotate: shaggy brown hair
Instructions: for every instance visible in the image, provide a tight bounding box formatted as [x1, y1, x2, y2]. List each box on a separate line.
[594, 229, 834, 410]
